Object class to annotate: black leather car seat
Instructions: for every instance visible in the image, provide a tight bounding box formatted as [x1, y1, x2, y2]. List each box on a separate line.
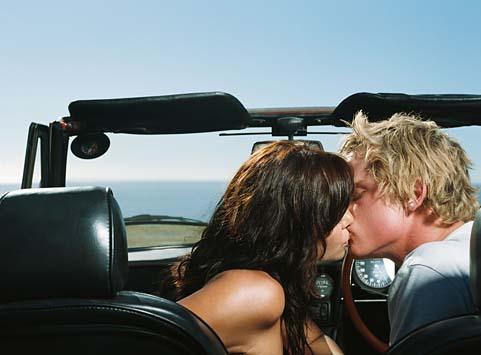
[0, 186, 227, 355]
[387, 209, 481, 355]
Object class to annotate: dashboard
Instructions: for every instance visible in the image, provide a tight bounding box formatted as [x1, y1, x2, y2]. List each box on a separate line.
[314, 258, 395, 298]
[310, 258, 395, 344]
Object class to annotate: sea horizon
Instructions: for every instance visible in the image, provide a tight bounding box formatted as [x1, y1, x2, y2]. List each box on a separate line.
[0, 180, 229, 221]
[2, 181, 481, 222]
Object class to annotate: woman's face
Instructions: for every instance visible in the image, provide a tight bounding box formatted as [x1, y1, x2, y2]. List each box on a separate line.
[318, 210, 353, 262]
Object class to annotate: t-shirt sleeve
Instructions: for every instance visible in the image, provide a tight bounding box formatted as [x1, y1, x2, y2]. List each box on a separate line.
[388, 264, 470, 345]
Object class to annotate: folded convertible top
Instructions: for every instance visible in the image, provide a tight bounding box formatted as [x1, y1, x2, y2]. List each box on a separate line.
[61, 92, 481, 135]
[331, 92, 481, 128]
[66, 92, 250, 134]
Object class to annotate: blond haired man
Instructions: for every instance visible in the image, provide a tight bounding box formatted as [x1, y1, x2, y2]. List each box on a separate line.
[340, 112, 479, 345]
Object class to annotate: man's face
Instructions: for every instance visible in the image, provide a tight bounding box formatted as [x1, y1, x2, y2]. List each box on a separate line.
[347, 153, 407, 260]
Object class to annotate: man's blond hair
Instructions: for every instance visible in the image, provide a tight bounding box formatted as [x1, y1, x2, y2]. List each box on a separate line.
[340, 111, 479, 224]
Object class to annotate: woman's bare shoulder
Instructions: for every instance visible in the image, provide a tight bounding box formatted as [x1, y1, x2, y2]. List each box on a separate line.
[211, 270, 285, 323]
[210, 269, 282, 291]
[180, 269, 285, 328]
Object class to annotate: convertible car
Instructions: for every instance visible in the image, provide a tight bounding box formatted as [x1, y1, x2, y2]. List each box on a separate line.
[2, 92, 481, 354]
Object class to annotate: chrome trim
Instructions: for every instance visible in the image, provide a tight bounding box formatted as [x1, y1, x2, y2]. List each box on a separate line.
[353, 299, 387, 303]
[128, 247, 191, 261]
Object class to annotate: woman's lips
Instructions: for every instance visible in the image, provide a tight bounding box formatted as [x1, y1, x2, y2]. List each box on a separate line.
[348, 230, 355, 241]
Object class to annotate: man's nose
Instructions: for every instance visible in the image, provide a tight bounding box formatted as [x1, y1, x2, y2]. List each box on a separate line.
[348, 201, 356, 216]
[343, 209, 354, 227]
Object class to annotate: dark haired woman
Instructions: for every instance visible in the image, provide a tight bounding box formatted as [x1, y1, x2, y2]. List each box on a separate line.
[173, 141, 353, 355]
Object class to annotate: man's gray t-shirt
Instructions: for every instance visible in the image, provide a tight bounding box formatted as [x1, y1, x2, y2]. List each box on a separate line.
[388, 222, 476, 345]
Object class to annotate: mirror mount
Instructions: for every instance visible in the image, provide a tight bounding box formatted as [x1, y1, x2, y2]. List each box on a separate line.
[272, 117, 307, 138]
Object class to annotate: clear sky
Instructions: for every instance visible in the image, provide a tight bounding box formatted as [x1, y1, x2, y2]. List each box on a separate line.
[2, 1, 481, 184]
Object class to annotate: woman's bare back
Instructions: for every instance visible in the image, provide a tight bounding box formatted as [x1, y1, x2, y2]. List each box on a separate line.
[178, 269, 285, 354]
[178, 269, 342, 355]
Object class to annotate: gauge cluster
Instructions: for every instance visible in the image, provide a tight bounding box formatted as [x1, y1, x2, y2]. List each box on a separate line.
[310, 258, 395, 347]
[352, 258, 396, 295]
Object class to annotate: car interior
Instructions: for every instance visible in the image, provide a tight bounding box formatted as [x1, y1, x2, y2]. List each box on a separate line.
[4, 91, 481, 354]
[0, 186, 227, 355]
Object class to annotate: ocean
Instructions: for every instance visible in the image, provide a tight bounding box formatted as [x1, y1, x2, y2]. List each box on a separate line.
[0, 181, 228, 222]
[1, 181, 481, 222]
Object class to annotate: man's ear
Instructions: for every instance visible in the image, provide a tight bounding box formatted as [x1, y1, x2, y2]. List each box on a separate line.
[407, 179, 427, 212]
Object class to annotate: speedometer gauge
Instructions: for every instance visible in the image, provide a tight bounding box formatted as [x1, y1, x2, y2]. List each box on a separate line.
[353, 258, 396, 293]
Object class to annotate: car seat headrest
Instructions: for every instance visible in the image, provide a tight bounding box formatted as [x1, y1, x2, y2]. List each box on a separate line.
[0, 186, 128, 302]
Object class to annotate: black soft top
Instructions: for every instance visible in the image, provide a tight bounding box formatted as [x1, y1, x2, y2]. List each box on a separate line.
[61, 92, 481, 136]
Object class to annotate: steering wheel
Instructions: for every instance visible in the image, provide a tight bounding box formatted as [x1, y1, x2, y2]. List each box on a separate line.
[341, 251, 389, 354]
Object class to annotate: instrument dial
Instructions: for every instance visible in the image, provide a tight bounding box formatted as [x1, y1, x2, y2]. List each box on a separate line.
[314, 273, 334, 299]
[353, 258, 395, 291]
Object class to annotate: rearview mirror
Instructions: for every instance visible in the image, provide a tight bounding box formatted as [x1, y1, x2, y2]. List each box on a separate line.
[251, 140, 324, 154]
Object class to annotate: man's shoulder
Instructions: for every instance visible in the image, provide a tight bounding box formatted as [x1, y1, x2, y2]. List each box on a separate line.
[387, 222, 475, 344]
[390, 223, 472, 300]
[403, 222, 472, 274]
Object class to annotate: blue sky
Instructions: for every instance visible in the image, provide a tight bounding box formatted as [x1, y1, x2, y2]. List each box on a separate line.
[2, 1, 481, 183]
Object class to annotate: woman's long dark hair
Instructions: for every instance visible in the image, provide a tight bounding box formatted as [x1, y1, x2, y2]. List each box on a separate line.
[171, 141, 353, 354]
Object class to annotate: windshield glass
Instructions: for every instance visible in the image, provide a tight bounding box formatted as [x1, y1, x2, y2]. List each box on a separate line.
[58, 125, 481, 250]
[62, 127, 351, 249]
